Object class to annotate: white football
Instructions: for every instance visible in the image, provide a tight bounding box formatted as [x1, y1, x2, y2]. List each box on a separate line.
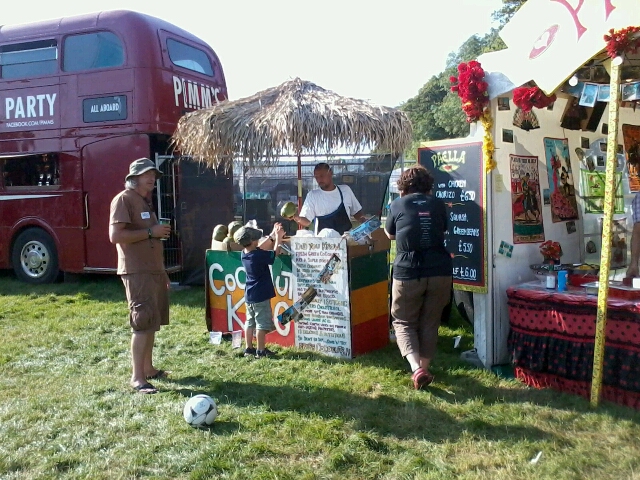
[183, 394, 217, 428]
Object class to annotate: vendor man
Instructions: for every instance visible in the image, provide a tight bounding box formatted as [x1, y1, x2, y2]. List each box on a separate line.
[291, 162, 366, 233]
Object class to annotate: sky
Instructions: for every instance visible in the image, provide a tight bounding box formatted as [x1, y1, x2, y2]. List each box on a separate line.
[2, 0, 503, 107]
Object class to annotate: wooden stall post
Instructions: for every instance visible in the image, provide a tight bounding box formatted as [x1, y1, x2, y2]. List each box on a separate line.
[591, 61, 621, 408]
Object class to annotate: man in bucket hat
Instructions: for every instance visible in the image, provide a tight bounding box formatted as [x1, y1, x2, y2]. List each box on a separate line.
[109, 158, 172, 394]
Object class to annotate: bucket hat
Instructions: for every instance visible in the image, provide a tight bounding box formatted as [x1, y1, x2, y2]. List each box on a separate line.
[125, 158, 162, 181]
[233, 226, 263, 247]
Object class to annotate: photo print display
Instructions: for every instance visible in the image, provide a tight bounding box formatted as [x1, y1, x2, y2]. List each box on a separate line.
[621, 82, 640, 102]
[503, 129, 514, 143]
[543, 137, 579, 223]
[498, 97, 511, 111]
[510, 154, 545, 244]
[597, 85, 610, 102]
[579, 83, 598, 107]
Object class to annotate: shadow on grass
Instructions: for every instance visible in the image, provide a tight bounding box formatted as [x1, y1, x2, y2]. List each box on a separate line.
[169, 377, 555, 443]
[278, 342, 640, 424]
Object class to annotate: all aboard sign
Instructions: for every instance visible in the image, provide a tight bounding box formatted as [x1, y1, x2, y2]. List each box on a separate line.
[0, 86, 59, 131]
[478, 0, 640, 96]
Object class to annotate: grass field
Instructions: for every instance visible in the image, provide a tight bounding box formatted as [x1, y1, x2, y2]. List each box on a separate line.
[1, 271, 640, 479]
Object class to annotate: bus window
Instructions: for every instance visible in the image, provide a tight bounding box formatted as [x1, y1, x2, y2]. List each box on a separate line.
[2, 154, 59, 187]
[166, 38, 213, 76]
[0, 40, 58, 79]
[63, 32, 125, 72]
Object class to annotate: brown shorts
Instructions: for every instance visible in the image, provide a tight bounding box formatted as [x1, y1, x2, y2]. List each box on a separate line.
[121, 273, 169, 332]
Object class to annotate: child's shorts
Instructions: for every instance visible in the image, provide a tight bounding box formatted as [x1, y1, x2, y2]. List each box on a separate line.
[245, 300, 275, 331]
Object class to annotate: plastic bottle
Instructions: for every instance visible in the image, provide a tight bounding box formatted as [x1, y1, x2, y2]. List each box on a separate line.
[557, 270, 567, 292]
[546, 274, 556, 289]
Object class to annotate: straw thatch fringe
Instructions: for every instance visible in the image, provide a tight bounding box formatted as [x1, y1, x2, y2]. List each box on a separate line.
[171, 78, 412, 170]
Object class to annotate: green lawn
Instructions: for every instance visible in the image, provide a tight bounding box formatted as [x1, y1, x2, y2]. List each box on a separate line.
[1, 272, 640, 479]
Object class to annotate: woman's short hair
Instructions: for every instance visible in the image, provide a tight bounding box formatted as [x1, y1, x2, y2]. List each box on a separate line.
[397, 165, 434, 195]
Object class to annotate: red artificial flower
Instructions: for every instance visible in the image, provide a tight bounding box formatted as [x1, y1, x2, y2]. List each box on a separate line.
[450, 61, 489, 123]
[540, 240, 563, 261]
[513, 86, 556, 112]
[604, 26, 640, 59]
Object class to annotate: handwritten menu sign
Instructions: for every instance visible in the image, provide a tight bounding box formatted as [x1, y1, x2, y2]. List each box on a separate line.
[418, 141, 487, 293]
[290, 237, 352, 358]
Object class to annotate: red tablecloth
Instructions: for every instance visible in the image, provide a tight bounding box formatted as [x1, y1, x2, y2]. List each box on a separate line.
[507, 282, 640, 409]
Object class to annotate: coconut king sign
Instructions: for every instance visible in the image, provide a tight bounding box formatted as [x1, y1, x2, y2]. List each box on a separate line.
[205, 251, 295, 346]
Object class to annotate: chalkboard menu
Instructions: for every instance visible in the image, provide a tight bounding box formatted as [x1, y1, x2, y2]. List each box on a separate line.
[418, 141, 487, 293]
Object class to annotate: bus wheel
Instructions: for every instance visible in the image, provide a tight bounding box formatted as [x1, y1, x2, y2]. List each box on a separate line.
[11, 228, 60, 284]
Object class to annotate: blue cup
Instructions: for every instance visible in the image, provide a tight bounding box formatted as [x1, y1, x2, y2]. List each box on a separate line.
[557, 270, 568, 292]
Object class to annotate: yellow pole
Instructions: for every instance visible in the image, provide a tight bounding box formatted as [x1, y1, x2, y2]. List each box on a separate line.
[590, 61, 621, 407]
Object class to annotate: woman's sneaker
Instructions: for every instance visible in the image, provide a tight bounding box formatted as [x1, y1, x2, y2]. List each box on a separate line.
[411, 367, 434, 390]
[255, 348, 277, 359]
[243, 347, 256, 357]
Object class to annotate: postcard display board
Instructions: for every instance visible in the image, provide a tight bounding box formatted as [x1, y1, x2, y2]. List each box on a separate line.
[205, 235, 390, 359]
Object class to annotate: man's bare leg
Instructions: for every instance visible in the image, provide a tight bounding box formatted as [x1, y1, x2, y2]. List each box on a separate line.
[131, 331, 154, 387]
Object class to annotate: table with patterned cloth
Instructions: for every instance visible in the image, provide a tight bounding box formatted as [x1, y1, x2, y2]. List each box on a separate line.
[507, 281, 640, 409]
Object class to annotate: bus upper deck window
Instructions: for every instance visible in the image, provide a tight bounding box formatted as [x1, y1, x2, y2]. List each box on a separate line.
[0, 40, 58, 79]
[63, 32, 124, 72]
[166, 38, 213, 76]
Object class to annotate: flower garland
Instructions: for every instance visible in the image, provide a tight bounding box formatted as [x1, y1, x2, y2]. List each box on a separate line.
[480, 111, 496, 172]
[450, 61, 495, 172]
[604, 26, 640, 59]
[512, 86, 557, 112]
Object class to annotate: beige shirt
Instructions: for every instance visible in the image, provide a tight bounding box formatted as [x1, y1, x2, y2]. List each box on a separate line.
[109, 189, 165, 275]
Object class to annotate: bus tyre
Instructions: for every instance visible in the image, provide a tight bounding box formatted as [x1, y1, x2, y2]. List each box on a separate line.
[11, 228, 60, 284]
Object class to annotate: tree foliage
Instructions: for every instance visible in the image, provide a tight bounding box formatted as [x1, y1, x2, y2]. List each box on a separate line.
[401, 0, 527, 161]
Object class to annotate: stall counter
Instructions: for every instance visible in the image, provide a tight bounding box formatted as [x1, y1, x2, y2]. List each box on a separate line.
[507, 281, 640, 409]
[205, 231, 390, 359]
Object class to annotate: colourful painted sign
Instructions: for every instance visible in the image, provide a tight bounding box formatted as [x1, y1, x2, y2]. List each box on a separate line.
[206, 250, 295, 346]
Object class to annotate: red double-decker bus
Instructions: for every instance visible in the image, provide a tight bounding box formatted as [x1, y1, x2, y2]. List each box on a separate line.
[0, 10, 233, 284]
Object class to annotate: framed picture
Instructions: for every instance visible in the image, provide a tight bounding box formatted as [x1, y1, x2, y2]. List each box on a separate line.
[597, 84, 610, 102]
[502, 129, 514, 143]
[581, 137, 590, 149]
[579, 83, 598, 107]
[498, 97, 510, 111]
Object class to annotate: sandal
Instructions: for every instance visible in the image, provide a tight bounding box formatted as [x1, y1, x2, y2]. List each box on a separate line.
[146, 370, 170, 380]
[132, 382, 158, 394]
[411, 368, 434, 390]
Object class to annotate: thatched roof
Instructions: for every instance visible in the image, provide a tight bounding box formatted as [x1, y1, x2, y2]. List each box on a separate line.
[171, 78, 412, 170]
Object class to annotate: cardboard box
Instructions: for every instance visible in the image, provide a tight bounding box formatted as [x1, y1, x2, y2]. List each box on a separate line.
[347, 228, 391, 257]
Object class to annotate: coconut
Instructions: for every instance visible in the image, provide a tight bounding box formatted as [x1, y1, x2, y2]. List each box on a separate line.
[280, 201, 297, 219]
[227, 221, 243, 239]
[212, 224, 228, 242]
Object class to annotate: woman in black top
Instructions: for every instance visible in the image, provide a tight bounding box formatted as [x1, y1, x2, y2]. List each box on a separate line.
[385, 165, 453, 389]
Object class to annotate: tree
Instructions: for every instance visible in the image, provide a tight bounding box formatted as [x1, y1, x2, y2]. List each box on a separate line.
[492, 0, 528, 26]
[400, 1, 527, 160]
